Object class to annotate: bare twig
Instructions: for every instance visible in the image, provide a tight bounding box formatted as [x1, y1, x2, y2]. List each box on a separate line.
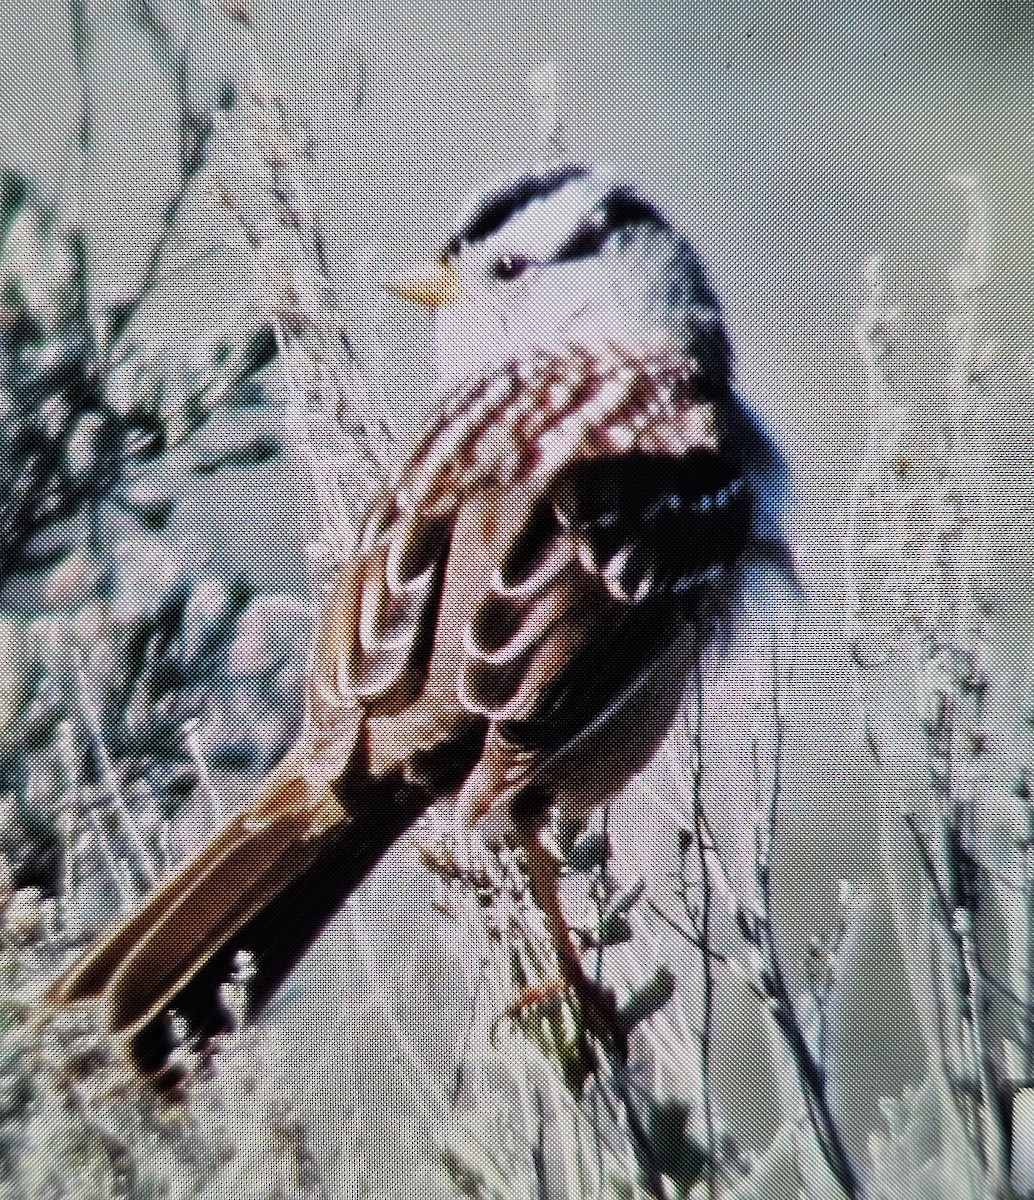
[1018, 771, 1034, 1082]
[215, 84, 391, 556]
[67, 0, 94, 153]
[642, 898, 765, 995]
[527, 61, 569, 161]
[101, 0, 222, 367]
[847, 178, 1008, 1196]
[62, 0, 97, 353]
[753, 635, 860, 1197]
[687, 655, 717, 1199]
[344, 893, 514, 1185]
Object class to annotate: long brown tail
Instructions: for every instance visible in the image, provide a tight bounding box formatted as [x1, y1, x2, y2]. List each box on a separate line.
[47, 725, 429, 1077]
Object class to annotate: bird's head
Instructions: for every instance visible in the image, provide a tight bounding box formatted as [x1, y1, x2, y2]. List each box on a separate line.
[387, 165, 730, 390]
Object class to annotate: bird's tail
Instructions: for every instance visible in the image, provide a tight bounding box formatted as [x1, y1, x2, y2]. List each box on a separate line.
[46, 722, 429, 1080]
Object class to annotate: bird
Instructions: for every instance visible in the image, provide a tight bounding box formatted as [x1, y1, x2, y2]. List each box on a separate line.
[46, 163, 788, 1084]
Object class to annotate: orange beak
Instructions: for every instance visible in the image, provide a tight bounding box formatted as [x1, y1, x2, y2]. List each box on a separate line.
[384, 257, 464, 308]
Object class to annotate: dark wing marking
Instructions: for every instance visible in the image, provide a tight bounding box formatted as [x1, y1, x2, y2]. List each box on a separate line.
[552, 448, 750, 595]
[459, 450, 752, 755]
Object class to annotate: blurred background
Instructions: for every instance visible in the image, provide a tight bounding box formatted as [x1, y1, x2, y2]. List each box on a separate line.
[1, 0, 1033, 1193]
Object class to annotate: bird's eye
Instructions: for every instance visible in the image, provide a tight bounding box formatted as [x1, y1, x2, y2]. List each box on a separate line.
[490, 254, 528, 281]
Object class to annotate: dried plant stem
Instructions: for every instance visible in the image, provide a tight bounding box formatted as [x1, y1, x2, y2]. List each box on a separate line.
[686, 655, 718, 1199]
[74, 665, 158, 898]
[752, 636, 860, 1198]
[64, 0, 97, 341]
[1018, 773, 1034, 1083]
[343, 895, 516, 1189]
[214, 63, 391, 556]
[67, 0, 94, 153]
[850, 253, 972, 1188]
[848, 182, 1009, 1197]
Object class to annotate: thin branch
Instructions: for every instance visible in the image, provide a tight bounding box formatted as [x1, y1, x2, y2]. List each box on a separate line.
[956, 906, 1006, 1185]
[100, 1, 216, 366]
[449, 955, 490, 1108]
[753, 635, 860, 1198]
[59, 0, 98, 352]
[688, 654, 717, 1200]
[73, 658, 158, 898]
[67, 0, 94, 153]
[643, 899, 764, 997]
[344, 895, 514, 1185]
[609, 1065, 672, 1200]
[592, 801, 611, 985]
[1018, 772, 1034, 1083]
[847, 187, 1008, 1193]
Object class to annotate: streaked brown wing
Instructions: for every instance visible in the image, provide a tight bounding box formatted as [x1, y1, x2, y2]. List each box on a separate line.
[328, 351, 749, 760]
[318, 371, 527, 721]
[456, 448, 751, 752]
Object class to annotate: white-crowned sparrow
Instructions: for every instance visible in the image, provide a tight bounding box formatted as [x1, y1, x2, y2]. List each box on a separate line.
[48, 164, 788, 1080]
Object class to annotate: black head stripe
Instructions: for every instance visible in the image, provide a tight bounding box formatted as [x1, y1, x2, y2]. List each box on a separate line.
[552, 217, 611, 263]
[553, 187, 668, 263]
[455, 165, 590, 246]
[600, 188, 667, 231]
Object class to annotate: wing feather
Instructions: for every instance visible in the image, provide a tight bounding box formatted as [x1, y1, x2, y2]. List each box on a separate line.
[331, 490, 458, 715]
[458, 448, 751, 752]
